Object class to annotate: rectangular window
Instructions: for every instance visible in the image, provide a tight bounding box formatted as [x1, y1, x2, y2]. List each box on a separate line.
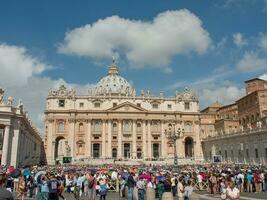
[94, 102, 100, 108]
[255, 148, 259, 158]
[246, 149, 249, 158]
[225, 150, 227, 158]
[137, 136, 141, 140]
[265, 148, 267, 158]
[79, 102, 84, 108]
[152, 103, 158, 109]
[167, 104, 172, 109]
[184, 102, 190, 110]
[59, 99, 65, 107]
[112, 136, 117, 140]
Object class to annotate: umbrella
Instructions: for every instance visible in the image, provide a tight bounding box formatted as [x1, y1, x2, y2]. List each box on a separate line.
[156, 176, 165, 181]
[35, 171, 46, 179]
[22, 169, 31, 176]
[97, 169, 109, 174]
[9, 169, 21, 178]
[139, 174, 152, 180]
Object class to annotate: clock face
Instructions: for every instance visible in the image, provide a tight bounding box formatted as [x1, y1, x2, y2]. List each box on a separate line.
[184, 92, 190, 99]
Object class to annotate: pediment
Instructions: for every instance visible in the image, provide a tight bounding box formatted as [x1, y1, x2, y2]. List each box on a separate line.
[107, 101, 147, 112]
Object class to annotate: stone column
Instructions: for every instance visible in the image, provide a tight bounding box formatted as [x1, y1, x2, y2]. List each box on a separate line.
[1, 125, 11, 166]
[69, 119, 76, 158]
[52, 141, 56, 162]
[107, 120, 112, 158]
[161, 121, 166, 158]
[147, 120, 152, 159]
[11, 124, 20, 167]
[46, 120, 54, 165]
[132, 120, 137, 159]
[86, 120, 91, 158]
[102, 120, 106, 158]
[194, 121, 203, 160]
[142, 121, 147, 159]
[118, 120, 122, 159]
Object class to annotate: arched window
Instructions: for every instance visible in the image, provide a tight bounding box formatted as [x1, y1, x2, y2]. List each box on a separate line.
[79, 123, 84, 132]
[76, 140, 85, 155]
[57, 121, 65, 133]
[151, 120, 160, 132]
[137, 123, 142, 132]
[112, 122, 118, 132]
[93, 120, 102, 132]
[184, 122, 192, 133]
[123, 120, 132, 132]
[112, 148, 117, 158]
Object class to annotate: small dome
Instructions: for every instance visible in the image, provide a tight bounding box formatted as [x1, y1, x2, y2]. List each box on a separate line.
[92, 58, 135, 96]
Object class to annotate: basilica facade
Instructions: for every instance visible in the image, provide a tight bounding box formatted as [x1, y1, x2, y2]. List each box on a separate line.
[44, 59, 202, 165]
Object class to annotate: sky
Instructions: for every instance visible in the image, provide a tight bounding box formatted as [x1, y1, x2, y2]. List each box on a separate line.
[1, 0, 267, 132]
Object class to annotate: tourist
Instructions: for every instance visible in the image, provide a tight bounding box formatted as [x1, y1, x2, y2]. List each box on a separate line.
[136, 177, 146, 200]
[99, 178, 108, 200]
[184, 180, 193, 200]
[127, 172, 136, 200]
[87, 172, 96, 200]
[226, 181, 240, 200]
[209, 173, 217, 196]
[146, 177, 155, 200]
[155, 180, 163, 200]
[120, 176, 127, 197]
[0, 173, 14, 200]
[246, 171, 253, 193]
[177, 176, 184, 199]
[58, 182, 65, 199]
[47, 174, 60, 200]
[17, 176, 26, 200]
[39, 175, 49, 200]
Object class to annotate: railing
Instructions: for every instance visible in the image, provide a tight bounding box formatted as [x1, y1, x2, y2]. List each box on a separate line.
[203, 126, 267, 141]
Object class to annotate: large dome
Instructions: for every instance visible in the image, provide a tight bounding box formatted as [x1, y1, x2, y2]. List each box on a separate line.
[91, 59, 135, 96]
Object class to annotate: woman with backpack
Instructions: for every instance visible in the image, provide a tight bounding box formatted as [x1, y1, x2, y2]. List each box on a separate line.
[99, 178, 108, 200]
[39, 175, 49, 200]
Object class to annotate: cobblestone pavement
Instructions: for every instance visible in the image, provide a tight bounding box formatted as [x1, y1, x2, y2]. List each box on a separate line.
[13, 191, 267, 200]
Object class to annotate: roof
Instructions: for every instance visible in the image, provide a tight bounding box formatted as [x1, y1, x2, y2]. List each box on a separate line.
[244, 78, 265, 83]
[209, 101, 223, 108]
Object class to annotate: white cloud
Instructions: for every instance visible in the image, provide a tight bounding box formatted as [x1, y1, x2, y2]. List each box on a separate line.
[0, 43, 93, 134]
[236, 51, 267, 72]
[259, 73, 267, 81]
[0, 43, 50, 87]
[233, 32, 246, 47]
[259, 33, 267, 51]
[58, 9, 211, 69]
[200, 86, 244, 108]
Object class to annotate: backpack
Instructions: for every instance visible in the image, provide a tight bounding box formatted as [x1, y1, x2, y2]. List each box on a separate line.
[88, 177, 95, 189]
[51, 181, 58, 190]
[164, 179, 172, 188]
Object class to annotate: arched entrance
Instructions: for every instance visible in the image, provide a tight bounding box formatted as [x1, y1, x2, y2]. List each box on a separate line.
[184, 137, 194, 158]
[112, 148, 117, 158]
[93, 143, 101, 158]
[137, 148, 142, 159]
[123, 143, 131, 158]
[54, 136, 67, 162]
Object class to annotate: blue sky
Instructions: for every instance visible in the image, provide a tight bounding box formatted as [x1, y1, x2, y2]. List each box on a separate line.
[0, 0, 267, 131]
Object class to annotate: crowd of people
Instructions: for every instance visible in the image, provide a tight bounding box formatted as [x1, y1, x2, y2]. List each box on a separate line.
[0, 163, 266, 200]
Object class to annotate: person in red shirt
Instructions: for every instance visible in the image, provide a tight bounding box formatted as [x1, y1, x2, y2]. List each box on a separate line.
[254, 173, 261, 192]
[59, 183, 65, 199]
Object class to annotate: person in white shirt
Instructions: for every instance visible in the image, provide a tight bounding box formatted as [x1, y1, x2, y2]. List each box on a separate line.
[226, 181, 240, 200]
[197, 174, 203, 190]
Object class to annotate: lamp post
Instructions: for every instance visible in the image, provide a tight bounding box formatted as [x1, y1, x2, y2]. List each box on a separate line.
[165, 123, 184, 170]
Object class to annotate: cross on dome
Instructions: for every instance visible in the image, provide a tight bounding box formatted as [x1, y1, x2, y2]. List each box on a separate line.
[108, 56, 119, 75]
